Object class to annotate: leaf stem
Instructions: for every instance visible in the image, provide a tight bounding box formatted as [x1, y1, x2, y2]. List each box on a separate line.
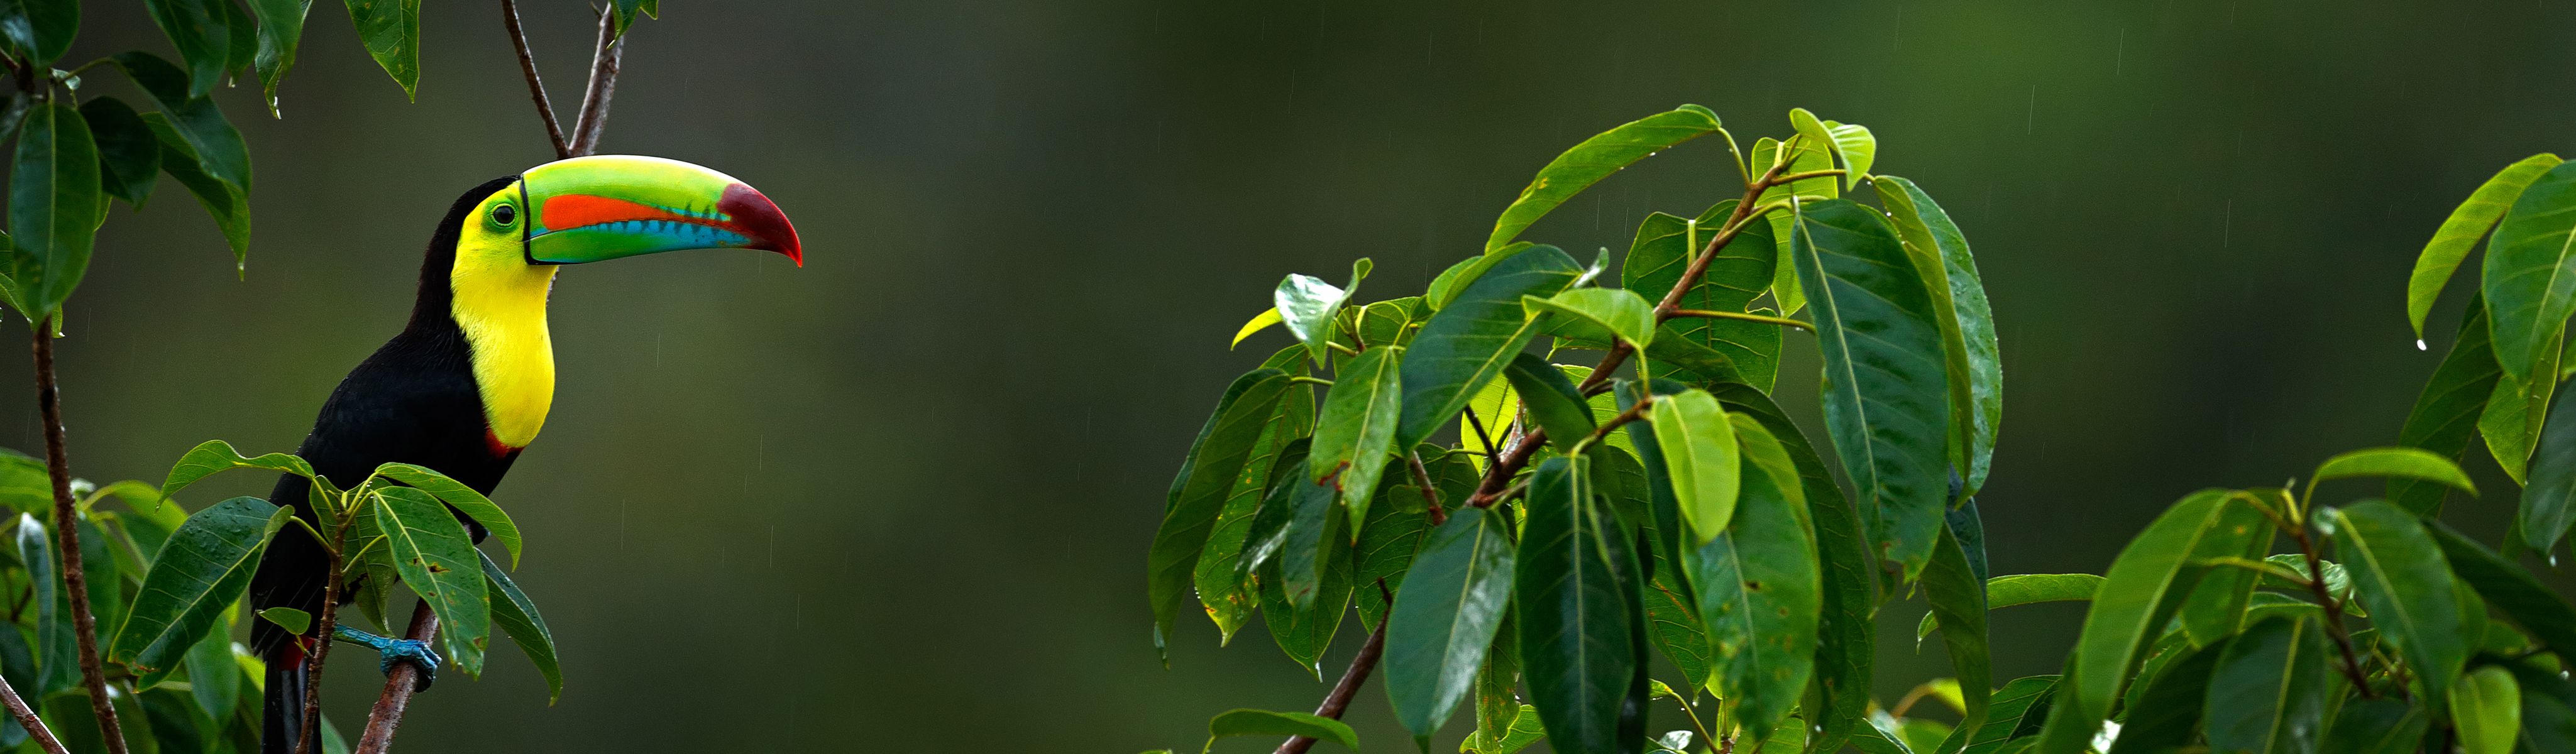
[29, 318, 128, 754]
[1667, 309, 1813, 332]
[1287, 376, 1335, 388]
[1406, 452, 1446, 525]
[500, 0, 571, 160]
[297, 496, 357, 754]
[2288, 504, 2375, 697]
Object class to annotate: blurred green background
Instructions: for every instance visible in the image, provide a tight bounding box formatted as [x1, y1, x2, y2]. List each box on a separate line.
[12, 0, 2575, 750]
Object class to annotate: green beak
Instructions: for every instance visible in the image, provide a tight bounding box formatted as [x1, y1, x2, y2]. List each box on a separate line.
[520, 155, 802, 266]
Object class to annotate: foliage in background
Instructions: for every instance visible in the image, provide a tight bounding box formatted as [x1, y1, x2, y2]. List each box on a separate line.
[1146, 106, 2576, 754]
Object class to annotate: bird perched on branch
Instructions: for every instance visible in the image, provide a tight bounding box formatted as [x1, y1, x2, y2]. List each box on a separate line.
[248, 155, 801, 753]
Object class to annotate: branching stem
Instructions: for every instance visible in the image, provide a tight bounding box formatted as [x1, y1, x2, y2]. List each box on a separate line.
[30, 318, 126, 754]
[1668, 309, 1812, 332]
[2287, 505, 2375, 697]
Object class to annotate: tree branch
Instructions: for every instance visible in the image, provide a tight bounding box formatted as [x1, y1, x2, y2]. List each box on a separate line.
[2290, 509, 2375, 696]
[1272, 599, 1391, 754]
[567, 7, 624, 157]
[0, 667, 65, 754]
[353, 603, 437, 754]
[500, 0, 570, 160]
[30, 319, 126, 754]
[297, 514, 356, 754]
[1407, 452, 1446, 525]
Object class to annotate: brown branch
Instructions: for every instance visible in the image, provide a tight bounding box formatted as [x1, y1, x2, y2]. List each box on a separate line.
[500, 0, 571, 160]
[1272, 601, 1391, 754]
[2291, 511, 2375, 696]
[1407, 452, 1447, 525]
[353, 603, 438, 753]
[296, 515, 356, 754]
[566, 7, 625, 157]
[0, 668, 63, 754]
[30, 319, 126, 754]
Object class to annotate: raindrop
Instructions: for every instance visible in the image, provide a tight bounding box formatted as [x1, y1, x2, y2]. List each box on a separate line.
[2416, 339, 2428, 351]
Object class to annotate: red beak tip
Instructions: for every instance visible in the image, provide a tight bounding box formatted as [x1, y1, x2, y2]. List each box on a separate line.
[720, 182, 803, 268]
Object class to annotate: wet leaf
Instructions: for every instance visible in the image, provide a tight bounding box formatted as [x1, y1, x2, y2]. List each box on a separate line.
[1486, 105, 1722, 253]
[2032, 489, 2264, 753]
[1205, 708, 1357, 751]
[142, 0, 231, 97]
[2521, 379, 2576, 552]
[1397, 246, 1582, 448]
[341, 0, 422, 99]
[2329, 500, 2467, 710]
[2411, 154, 2560, 339]
[1875, 177, 2001, 496]
[1525, 288, 1656, 349]
[1145, 369, 1292, 657]
[2429, 520, 2576, 658]
[2452, 665, 2521, 754]
[1649, 389, 1739, 545]
[1790, 199, 1951, 577]
[8, 102, 99, 319]
[1624, 202, 1780, 391]
[1385, 507, 1516, 741]
[481, 550, 560, 703]
[1688, 415, 1818, 743]
[1518, 455, 1641, 754]
[2203, 615, 2331, 754]
[2392, 297, 2502, 515]
[374, 486, 487, 675]
[80, 97, 158, 209]
[106, 496, 288, 687]
[1916, 574, 2100, 642]
[1277, 258, 1370, 366]
[1309, 345, 1402, 530]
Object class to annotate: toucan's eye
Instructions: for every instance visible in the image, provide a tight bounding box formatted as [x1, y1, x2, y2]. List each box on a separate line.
[492, 204, 517, 226]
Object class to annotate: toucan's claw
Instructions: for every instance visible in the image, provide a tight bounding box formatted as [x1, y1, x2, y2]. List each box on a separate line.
[331, 625, 440, 692]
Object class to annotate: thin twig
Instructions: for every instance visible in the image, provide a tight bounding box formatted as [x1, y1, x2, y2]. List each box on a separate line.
[1272, 599, 1392, 754]
[30, 319, 127, 754]
[567, 8, 624, 157]
[500, 0, 570, 160]
[1668, 309, 1813, 332]
[0, 669, 62, 754]
[1406, 452, 1446, 525]
[2292, 510, 2375, 696]
[297, 511, 356, 754]
[354, 603, 437, 753]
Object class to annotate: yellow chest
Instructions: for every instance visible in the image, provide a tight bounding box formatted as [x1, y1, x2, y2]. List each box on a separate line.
[452, 263, 558, 450]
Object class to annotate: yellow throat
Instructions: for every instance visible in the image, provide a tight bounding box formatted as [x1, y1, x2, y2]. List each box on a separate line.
[451, 187, 558, 450]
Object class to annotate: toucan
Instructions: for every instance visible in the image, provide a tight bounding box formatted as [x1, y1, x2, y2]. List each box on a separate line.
[247, 155, 801, 753]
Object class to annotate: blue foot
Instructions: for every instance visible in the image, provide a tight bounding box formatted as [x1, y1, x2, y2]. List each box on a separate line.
[331, 625, 440, 692]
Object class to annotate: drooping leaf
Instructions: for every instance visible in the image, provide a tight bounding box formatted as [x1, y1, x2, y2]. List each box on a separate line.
[2452, 665, 2521, 754]
[245, 0, 311, 116]
[1397, 246, 1583, 448]
[2428, 520, 2576, 658]
[1648, 389, 1739, 545]
[372, 463, 519, 568]
[1622, 202, 1780, 391]
[14, 514, 70, 697]
[143, 0, 231, 97]
[161, 440, 316, 498]
[1197, 355, 1311, 640]
[1500, 353, 1593, 452]
[2203, 615, 2333, 754]
[1875, 177, 2002, 496]
[1309, 345, 1402, 530]
[341, 0, 422, 99]
[1518, 455, 1641, 754]
[2392, 296, 2502, 515]
[111, 52, 250, 192]
[1257, 522, 1351, 678]
[2032, 489, 2264, 753]
[2480, 332, 2559, 486]
[0, 0, 75, 64]
[2521, 379, 2576, 553]
[1145, 368, 1292, 658]
[80, 97, 158, 209]
[2328, 500, 2467, 711]
[1279, 466, 1343, 610]
[1526, 288, 1657, 349]
[1205, 709, 1358, 751]
[1385, 507, 1516, 742]
[2103, 642, 2223, 754]
[1690, 416, 1819, 743]
[2177, 493, 2279, 648]
[373, 486, 488, 675]
[9, 102, 101, 320]
[2411, 154, 2562, 339]
[480, 550, 560, 703]
[1916, 574, 2101, 642]
[144, 112, 251, 263]
[1920, 527, 1989, 754]
[1616, 383, 1692, 604]
[107, 496, 288, 687]
[1486, 105, 1722, 253]
[1277, 259, 1370, 366]
[1790, 198, 1951, 577]
[184, 609, 239, 719]
[1471, 608, 1525, 754]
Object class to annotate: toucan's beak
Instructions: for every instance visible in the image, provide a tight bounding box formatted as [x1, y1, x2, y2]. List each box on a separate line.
[520, 155, 802, 266]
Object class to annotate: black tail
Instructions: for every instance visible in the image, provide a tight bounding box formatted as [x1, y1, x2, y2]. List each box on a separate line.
[252, 473, 329, 754]
[260, 644, 309, 754]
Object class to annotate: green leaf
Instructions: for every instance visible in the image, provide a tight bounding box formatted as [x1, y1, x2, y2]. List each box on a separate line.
[1708, 381, 1876, 751]
[1204, 709, 1358, 752]
[1352, 471, 1434, 630]
[13, 514, 69, 697]
[372, 463, 519, 569]
[2203, 615, 2332, 754]
[2320, 698, 2428, 754]
[161, 440, 316, 498]
[1754, 136, 1836, 314]
[1197, 368, 1311, 642]
[106, 496, 288, 686]
[1471, 609, 1524, 753]
[1499, 353, 1593, 451]
[1146, 368, 1293, 657]
[0, 0, 75, 64]
[1257, 526, 1350, 678]
[2521, 379, 2576, 552]
[1623, 202, 1781, 391]
[1460, 704, 1545, 754]
[9, 102, 100, 320]
[1920, 527, 1989, 754]
[112, 52, 251, 192]
[2178, 494, 2281, 648]
[2411, 154, 2562, 340]
[246, 0, 314, 117]
[1788, 109, 1872, 187]
[2033, 489, 2264, 754]
[221, 0, 254, 75]
[1648, 389, 1739, 545]
[1525, 288, 1656, 349]
[2481, 334, 2558, 486]
[1278, 467, 1343, 610]
[1231, 307, 1281, 349]
[1641, 574, 1710, 689]
[2103, 642, 2221, 754]
[610, 0, 659, 36]
[341, 0, 422, 99]
[256, 606, 311, 635]
[480, 549, 560, 703]
[2312, 447, 2476, 496]
[143, 112, 251, 264]
[1309, 345, 1402, 530]
[2452, 665, 2521, 754]
[2429, 520, 2576, 658]
[1916, 574, 2101, 642]
[1518, 455, 1641, 754]
[1385, 506, 1516, 741]
[183, 610, 238, 719]
[1874, 177, 2002, 496]
[1277, 259, 1370, 366]
[1616, 383, 1694, 606]
[1790, 198, 1951, 577]
[81, 97, 158, 209]
[1396, 246, 1582, 448]
[1689, 415, 1819, 743]
[373, 486, 488, 675]
[1952, 675, 2059, 754]
[1485, 105, 1722, 253]
[1428, 244, 1525, 312]
[2393, 295, 2502, 515]
[143, 0, 232, 97]
[2487, 159, 2576, 385]
[2328, 500, 2467, 710]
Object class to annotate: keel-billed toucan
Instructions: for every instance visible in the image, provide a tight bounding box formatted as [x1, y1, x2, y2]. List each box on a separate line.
[248, 155, 800, 752]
